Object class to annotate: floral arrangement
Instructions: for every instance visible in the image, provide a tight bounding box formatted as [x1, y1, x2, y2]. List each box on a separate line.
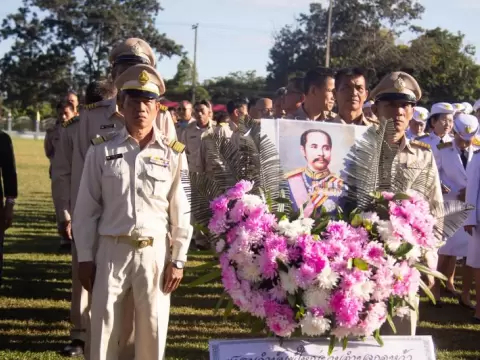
[205, 180, 442, 352]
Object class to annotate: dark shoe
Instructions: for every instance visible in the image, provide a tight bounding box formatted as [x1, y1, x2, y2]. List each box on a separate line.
[61, 339, 84, 357]
[59, 242, 72, 253]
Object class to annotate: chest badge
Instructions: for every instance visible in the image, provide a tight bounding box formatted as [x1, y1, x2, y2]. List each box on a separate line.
[150, 156, 169, 167]
[100, 124, 116, 129]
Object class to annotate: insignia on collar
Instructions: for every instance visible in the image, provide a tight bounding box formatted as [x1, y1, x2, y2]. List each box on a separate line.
[436, 141, 453, 150]
[106, 153, 123, 161]
[150, 156, 169, 167]
[410, 140, 431, 150]
[394, 76, 406, 92]
[139, 70, 149, 85]
[62, 116, 79, 128]
[168, 140, 186, 153]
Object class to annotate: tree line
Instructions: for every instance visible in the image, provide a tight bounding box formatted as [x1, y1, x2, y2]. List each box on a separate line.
[1, 0, 479, 120]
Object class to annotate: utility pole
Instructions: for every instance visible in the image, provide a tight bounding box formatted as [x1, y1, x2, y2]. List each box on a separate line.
[191, 23, 199, 104]
[325, 0, 334, 67]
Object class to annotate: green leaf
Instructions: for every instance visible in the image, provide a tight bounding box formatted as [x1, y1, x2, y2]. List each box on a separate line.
[224, 299, 234, 318]
[393, 243, 414, 257]
[393, 193, 411, 201]
[388, 297, 395, 318]
[342, 337, 349, 350]
[187, 268, 221, 287]
[188, 260, 218, 272]
[351, 214, 363, 227]
[214, 293, 228, 314]
[274, 197, 292, 204]
[250, 318, 266, 334]
[419, 279, 436, 303]
[193, 223, 210, 236]
[328, 336, 337, 355]
[387, 313, 397, 334]
[414, 263, 448, 281]
[404, 299, 419, 316]
[353, 258, 369, 271]
[374, 329, 384, 346]
[295, 306, 306, 321]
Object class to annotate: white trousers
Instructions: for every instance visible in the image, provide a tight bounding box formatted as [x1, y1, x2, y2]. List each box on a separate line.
[71, 244, 91, 342]
[90, 235, 170, 360]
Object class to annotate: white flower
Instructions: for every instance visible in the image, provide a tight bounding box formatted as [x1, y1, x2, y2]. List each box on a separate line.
[395, 306, 412, 318]
[215, 239, 226, 253]
[277, 218, 313, 244]
[405, 245, 421, 264]
[242, 194, 264, 210]
[300, 217, 315, 233]
[317, 266, 339, 290]
[239, 260, 262, 282]
[323, 199, 337, 213]
[361, 211, 380, 223]
[300, 312, 331, 336]
[377, 220, 400, 249]
[331, 326, 351, 339]
[279, 267, 298, 294]
[303, 287, 330, 311]
[352, 280, 375, 301]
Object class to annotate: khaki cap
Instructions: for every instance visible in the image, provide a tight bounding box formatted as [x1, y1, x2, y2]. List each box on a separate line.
[109, 38, 156, 67]
[115, 64, 165, 99]
[370, 71, 421, 103]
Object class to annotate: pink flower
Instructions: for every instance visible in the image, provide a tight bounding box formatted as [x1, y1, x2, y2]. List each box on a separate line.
[210, 195, 229, 212]
[381, 192, 395, 200]
[392, 261, 421, 297]
[226, 180, 254, 199]
[364, 242, 386, 266]
[330, 291, 364, 328]
[264, 301, 296, 337]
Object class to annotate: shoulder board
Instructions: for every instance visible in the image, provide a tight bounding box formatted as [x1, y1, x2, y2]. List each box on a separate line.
[219, 122, 228, 127]
[284, 168, 304, 179]
[62, 116, 79, 128]
[415, 134, 429, 140]
[83, 103, 99, 111]
[159, 104, 168, 112]
[90, 133, 117, 146]
[410, 140, 431, 150]
[472, 137, 480, 147]
[168, 139, 185, 153]
[436, 141, 453, 150]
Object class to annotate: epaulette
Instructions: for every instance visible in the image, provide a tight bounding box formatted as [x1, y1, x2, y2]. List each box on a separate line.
[90, 133, 117, 146]
[168, 139, 186, 153]
[62, 116, 79, 128]
[436, 141, 453, 150]
[472, 137, 480, 147]
[284, 167, 304, 179]
[83, 103, 98, 110]
[219, 122, 228, 127]
[415, 133, 429, 140]
[159, 104, 168, 112]
[410, 140, 431, 150]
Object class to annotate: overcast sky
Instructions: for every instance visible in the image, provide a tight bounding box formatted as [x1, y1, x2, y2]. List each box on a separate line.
[0, 0, 479, 81]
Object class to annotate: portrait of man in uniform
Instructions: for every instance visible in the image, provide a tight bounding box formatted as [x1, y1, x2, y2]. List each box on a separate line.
[285, 129, 343, 217]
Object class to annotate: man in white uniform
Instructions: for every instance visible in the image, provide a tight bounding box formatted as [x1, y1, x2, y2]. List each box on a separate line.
[416, 102, 455, 152]
[434, 114, 478, 307]
[73, 64, 192, 360]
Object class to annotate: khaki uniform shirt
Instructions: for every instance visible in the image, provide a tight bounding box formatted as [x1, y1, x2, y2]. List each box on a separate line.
[175, 118, 195, 141]
[181, 121, 216, 173]
[329, 113, 378, 126]
[51, 118, 80, 221]
[44, 122, 61, 162]
[286, 104, 337, 121]
[72, 126, 192, 263]
[215, 120, 238, 139]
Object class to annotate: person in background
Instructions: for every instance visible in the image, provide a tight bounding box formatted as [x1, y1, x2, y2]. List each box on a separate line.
[282, 77, 305, 117]
[416, 103, 455, 152]
[453, 103, 466, 117]
[248, 98, 259, 119]
[406, 106, 429, 140]
[175, 100, 194, 140]
[168, 106, 178, 124]
[362, 100, 375, 120]
[273, 87, 287, 119]
[331, 67, 376, 126]
[66, 90, 80, 115]
[214, 111, 229, 127]
[434, 114, 478, 307]
[254, 98, 273, 119]
[45, 100, 76, 250]
[287, 67, 336, 121]
[0, 129, 17, 286]
[83, 80, 117, 106]
[220, 98, 248, 139]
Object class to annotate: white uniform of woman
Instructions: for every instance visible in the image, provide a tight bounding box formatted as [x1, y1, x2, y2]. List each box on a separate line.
[466, 150, 480, 268]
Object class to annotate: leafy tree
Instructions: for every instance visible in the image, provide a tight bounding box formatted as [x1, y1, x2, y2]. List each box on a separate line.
[203, 71, 269, 103]
[165, 56, 210, 101]
[267, 0, 425, 89]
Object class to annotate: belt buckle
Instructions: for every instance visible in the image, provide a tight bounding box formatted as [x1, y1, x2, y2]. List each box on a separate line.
[137, 237, 153, 249]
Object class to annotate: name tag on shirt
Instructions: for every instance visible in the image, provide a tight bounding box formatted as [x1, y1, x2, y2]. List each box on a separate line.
[106, 154, 123, 161]
[150, 156, 169, 167]
[100, 124, 116, 129]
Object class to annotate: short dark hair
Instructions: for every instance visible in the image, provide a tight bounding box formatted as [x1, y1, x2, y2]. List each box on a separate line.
[300, 129, 332, 148]
[194, 100, 210, 109]
[288, 77, 305, 94]
[226, 98, 248, 115]
[56, 100, 75, 112]
[168, 106, 176, 112]
[304, 67, 336, 94]
[335, 67, 369, 90]
[85, 80, 117, 105]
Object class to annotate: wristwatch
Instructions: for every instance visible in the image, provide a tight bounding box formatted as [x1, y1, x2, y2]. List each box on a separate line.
[171, 260, 185, 269]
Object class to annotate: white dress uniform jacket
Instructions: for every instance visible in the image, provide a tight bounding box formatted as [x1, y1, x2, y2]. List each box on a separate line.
[465, 149, 480, 269]
[434, 141, 474, 257]
[73, 125, 192, 360]
[415, 133, 453, 155]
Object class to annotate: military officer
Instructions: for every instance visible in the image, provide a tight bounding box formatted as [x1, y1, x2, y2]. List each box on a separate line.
[285, 129, 343, 217]
[73, 64, 191, 360]
[416, 102, 455, 152]
[405, 106, 429, 140]
[434, 113, 479, 308]
[369, 71, 443, 336]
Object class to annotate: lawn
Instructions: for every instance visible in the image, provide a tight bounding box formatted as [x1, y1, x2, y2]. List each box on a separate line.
[0, 138, 479, 360]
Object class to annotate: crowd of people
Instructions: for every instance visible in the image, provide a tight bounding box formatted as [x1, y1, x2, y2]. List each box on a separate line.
[0, 35, 478, 360]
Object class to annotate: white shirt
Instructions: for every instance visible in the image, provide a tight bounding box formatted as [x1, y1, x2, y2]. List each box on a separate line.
[73, 125, 192, 263]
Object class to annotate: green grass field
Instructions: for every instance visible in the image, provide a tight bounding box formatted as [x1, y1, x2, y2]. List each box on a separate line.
[0, 138, 479, 360]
